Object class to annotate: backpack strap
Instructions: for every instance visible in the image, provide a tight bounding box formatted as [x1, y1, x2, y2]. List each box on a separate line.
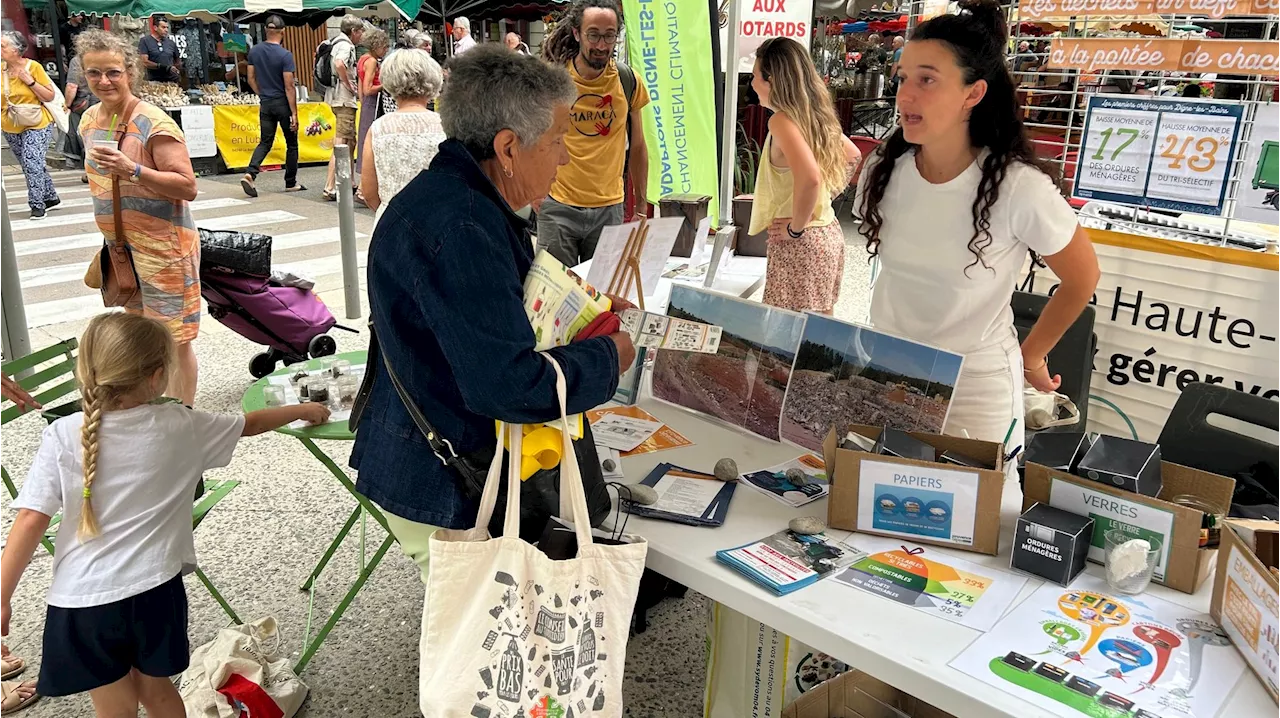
[616, 59, 638, 183]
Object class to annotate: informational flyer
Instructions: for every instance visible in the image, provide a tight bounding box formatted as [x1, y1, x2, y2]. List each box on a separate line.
[590, 413, 664, 452]
[1073, 95, 1244, 216]
[1047, 478, 1175, 582]
[1219, 541, 1280, 696]
[739, 455, 829, 508]
[618, 308, 723, 354]
[856, 458, 979, 547]
[834, 535, 1026, 632]
[585, 405, 692, 456]
[524, 250, 609, 351]
[950, 575, 1246, 718]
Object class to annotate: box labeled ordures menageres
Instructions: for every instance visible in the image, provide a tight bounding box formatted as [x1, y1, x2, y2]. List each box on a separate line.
[1012, 503, 1093, 586]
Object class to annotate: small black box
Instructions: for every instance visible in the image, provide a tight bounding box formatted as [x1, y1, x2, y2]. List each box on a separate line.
[1024, 432, 1091, 473]
[1076, 435, 1162, 497]
[875, 428, 936, 463]
[1011, 503, 1093, 586]
[939, 449, 993, 470]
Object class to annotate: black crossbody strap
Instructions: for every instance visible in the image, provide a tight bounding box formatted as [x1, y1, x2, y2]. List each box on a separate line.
[349, 321, 461, 466]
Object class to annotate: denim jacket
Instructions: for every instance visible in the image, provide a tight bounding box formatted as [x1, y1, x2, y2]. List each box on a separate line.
[349, 139, 620, 528]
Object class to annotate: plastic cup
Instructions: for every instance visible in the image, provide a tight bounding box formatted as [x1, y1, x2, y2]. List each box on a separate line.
[1104, 529, 1161, 594]
[334, 375, 359, 410]
[329, 359, 352, 378]
[305, 377, 330, 405]
[93, 139, 119, 153]
[263, 385, 287, 407]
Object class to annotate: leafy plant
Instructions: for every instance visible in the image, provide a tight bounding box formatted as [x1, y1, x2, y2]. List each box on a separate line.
[734, 124, 762, 196]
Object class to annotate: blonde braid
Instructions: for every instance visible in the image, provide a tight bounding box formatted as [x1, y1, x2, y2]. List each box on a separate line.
[77, 383, 104, 542]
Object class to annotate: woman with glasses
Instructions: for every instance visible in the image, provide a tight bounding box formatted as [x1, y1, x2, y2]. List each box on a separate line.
[76, 30, 202, 407]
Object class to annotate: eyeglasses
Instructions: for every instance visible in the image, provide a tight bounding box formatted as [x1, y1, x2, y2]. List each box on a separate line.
[584, 32, 617, 45]
[84, 69, 126, 82]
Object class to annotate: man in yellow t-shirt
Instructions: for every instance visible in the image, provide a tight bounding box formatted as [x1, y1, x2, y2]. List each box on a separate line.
[536, 0, 650, 267]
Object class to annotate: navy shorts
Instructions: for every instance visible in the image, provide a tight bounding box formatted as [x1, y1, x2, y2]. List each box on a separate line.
[38, 574, 189, 697]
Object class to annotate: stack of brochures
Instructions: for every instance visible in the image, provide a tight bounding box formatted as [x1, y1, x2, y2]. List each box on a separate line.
[716, 530, 862, 596]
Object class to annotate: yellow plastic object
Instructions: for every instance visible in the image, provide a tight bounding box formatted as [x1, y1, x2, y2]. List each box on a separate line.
[496, 422, 565, 480]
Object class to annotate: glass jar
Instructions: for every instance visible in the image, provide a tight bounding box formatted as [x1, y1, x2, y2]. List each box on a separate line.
[1170, 495, 1223, 548]
[263, 385, 287, 407]
[334, 375, 359, 411]
[305, 377, 331, 405]
[1104, 529, 1161, 595]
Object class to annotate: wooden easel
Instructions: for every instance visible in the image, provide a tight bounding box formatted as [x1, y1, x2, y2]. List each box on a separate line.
[606, 217, 648, 311]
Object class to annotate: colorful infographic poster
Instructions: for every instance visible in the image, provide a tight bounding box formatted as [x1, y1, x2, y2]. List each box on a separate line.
[834, 535, 1026, 632]
[950, 575, 1246, 718]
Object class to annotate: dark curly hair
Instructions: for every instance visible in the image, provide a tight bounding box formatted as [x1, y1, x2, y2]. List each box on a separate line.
[857, 0, 1055, 274]
[541, 0, 622, 65]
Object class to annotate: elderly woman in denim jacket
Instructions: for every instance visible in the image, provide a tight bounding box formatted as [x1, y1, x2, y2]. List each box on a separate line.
[350, 45, 636, 581]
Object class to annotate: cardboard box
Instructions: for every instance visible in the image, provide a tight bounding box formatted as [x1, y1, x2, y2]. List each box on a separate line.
[781, 670, 956, 718]
[1076, 435, 1162, 497]
[1012, 503, 1093, 585]
[824, 425, 1006, 555]
[1210, 519, 1279, 702]
[1023, 462, 1234, 594]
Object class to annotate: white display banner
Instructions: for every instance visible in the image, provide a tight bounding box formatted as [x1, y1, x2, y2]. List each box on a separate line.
[720, 0, 815, 74]
[1019, 230, 1279, 441]
[179, 105, 217, 159]
[1234, 104, 1279, 226]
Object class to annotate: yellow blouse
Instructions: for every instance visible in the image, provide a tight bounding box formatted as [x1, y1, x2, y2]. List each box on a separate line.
[1, 60, 53, 133]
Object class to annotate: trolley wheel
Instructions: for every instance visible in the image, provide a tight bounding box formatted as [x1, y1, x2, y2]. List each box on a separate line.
[249, 352, 277, 379]
[308, 334, 337, 359]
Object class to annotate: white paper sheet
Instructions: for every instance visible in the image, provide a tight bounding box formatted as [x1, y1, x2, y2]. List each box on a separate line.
[584, 221, 641, 290]
[590, 414, 665, 452]
[649, 474, 724, 518]
[834, 535, 1026, 632]
[638, 216, 687, 295]
[949, 574, 1246, 718]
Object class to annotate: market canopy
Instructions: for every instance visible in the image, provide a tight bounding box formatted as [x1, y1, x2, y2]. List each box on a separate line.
[65, 0, 421, 20]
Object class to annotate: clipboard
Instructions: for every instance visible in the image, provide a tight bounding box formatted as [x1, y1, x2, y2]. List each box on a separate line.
[623, 463, 736, 527]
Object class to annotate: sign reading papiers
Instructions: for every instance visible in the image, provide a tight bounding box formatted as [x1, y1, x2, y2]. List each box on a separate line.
[1074, 96, 1244, 216]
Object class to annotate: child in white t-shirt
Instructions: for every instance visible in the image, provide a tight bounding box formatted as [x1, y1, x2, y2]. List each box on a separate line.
[0, 313, 329, 717]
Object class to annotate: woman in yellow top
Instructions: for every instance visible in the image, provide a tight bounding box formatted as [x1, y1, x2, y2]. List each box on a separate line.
[76, 30, 202, 406]
[1, 31, 61, 219]
[749, 37, 861, 314]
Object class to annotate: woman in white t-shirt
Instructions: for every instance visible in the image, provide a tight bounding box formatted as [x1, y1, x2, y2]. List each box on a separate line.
[0, 314, 328, 718]
[856, 0, 1100, 461]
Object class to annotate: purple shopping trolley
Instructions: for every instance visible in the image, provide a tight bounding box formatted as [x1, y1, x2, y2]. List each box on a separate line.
[198, 229, 354, 378]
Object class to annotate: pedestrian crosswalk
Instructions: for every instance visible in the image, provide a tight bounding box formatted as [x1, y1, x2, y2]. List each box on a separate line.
[5, 168, 370, 332]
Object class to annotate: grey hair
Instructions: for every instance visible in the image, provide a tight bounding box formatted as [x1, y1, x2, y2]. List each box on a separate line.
[454, 16, 470, 31]
[440, 45, 575, 161]
[381, 49, 442, 101]
[1, 31, 27, 54]
[364, 27, 389, 52]
[339, 15, 364, 35]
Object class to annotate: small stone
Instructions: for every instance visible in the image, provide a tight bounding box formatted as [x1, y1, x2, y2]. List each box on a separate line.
[602, 459, 617, 473]
[785, 468, 810, 487]
[789, 516, 826, 535]
[627, 485, 659, 505]
[714, 458, 739, 482]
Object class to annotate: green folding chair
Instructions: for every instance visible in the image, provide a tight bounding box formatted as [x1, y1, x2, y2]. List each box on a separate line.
[2, 340, 242, 624]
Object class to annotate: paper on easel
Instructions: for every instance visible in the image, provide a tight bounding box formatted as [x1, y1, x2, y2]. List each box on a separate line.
[637, 216, 686, 295]
[689, 216, 712, 264]
[619, 308, 722, 353]
[585, 221, 641, 290]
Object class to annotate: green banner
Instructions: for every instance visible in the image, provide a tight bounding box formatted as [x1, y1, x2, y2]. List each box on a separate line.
[623, 0, 720, 222]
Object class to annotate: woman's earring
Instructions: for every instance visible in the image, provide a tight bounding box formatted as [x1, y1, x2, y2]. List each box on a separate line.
[503, 165, 513, 178]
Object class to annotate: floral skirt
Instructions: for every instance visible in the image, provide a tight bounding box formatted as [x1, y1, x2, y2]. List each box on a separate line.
[763, 219, 845, 314]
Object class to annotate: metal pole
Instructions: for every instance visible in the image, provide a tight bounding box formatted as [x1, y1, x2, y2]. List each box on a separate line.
[1, 188, 32, 363]
[334, 144, 361, 320]
[717, 0, 742, 226]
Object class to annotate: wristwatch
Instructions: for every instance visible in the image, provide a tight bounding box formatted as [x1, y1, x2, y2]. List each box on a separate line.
[132, 163, 143, 179]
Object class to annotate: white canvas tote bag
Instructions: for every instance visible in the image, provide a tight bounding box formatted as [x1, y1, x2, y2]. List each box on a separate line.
[419, 355, 648, 718]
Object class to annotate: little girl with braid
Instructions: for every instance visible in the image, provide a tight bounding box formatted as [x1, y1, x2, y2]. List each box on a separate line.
[0, 313, 328, 718]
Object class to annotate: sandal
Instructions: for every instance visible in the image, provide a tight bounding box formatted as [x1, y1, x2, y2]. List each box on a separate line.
[0, 653, 23, 681]
[1, 680, 39, 713]
[284, 184, 307, 193]
[322, 189, 337, 202]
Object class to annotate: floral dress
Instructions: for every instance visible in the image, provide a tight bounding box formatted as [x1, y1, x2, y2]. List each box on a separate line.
[81, 101, 201, 342]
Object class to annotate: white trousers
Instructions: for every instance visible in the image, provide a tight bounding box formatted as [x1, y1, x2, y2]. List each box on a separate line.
[943, 326, 1024, 479]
